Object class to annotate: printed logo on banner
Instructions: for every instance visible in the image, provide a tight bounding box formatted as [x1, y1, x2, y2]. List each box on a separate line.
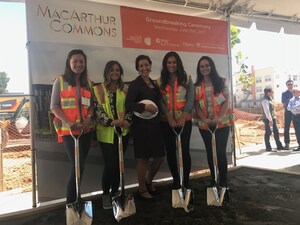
[26, 0, 122, 47]
[121, 7, 228, 54]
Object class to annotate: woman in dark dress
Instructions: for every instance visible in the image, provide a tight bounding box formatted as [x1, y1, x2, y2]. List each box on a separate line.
[125, 55, 165, 200]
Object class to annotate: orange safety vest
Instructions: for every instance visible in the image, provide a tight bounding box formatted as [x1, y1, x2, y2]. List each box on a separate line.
[194, 81, 232, 130]
[158, 76, 192, 121]
[53, 75, 94, 143]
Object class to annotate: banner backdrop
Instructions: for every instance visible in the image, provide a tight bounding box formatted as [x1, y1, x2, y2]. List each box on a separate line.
[26, 0, 229, 84]
[26, 0, 231, 202]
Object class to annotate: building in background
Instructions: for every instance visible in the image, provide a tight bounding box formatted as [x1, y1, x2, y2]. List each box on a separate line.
[234, 66, 300, 109]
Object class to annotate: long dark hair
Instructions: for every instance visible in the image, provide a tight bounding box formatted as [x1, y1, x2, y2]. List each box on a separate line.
[103, 60, 124, 89]
[63, 49, 88, 87]
[195, 56, 223, 94]
[160, 51, 187, 89]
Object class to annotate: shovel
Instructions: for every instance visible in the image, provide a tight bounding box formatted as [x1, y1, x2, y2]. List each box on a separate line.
[172, 126, 194, 213]
[207, 126, 228, 206]
[66, 130, 93, 225]
[112, 126, 136, 222]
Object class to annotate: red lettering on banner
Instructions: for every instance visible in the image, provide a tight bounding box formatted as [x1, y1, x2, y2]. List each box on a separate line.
[120, 7, 228, 54]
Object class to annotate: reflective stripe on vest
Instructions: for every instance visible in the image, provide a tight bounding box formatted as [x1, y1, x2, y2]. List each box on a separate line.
[53, 75, 94, 142]
[93, 84, 129, 144]
[158, 76, 191, 121]
[194, 82, 232, 130]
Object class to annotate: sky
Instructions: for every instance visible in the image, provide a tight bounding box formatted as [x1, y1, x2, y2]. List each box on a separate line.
[0, 2, 28, 94]
[1, 2, 300, 94]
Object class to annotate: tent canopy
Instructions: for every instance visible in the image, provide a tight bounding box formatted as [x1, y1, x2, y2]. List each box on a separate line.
[88, 0, 300, 35]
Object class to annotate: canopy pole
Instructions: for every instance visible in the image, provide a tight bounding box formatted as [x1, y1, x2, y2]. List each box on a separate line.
[225, 9, 237, 167]
[26, 40, 38, 208]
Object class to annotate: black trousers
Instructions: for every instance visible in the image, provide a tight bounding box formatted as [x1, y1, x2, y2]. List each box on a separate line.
[292, 114, 300, 146]
[62, 132, 92, 204]
[99, 134, 129, 195]
[161, 120, 192, 187]
[199, 126, 230, 186]
[263, 118, 282, 149]
[284, 109, 293, 145]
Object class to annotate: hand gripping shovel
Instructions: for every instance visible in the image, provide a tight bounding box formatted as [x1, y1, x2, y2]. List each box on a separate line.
[172, 126, 194, 213]
[66, 130, 93, 225]
[112, 126, 136, 222]
[206, 126, 228, 206]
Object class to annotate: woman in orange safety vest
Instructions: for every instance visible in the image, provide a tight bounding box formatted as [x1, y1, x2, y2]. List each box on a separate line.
[194, 56, 232, 188]
[158, 51, 194, 189]
[50, 49, 94, 204]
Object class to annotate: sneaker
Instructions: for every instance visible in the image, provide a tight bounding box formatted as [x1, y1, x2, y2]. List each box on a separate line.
[102, 194, 112, 209]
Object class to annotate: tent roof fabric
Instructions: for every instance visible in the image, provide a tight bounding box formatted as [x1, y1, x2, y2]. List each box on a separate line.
[89, 0, 300, 35]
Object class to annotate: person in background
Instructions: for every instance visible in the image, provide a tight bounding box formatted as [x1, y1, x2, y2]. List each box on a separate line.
[261, 88, 285, 151]
[93, 60, 131, 209]
[194, 56, 232, 188]
[125, 55, 165, 200]
[157, 51, 194, 189]
[281, 79, 294, 149]
[287, 89, 300, 151]
[50, 49, 94, 204]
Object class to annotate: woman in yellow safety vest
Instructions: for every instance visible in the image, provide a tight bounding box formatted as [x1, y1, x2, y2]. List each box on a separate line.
[158, 51, 194, 189]
[194, 56, 232, 188]
[93, 60, 131, 209]
[50, 49, 95, 204]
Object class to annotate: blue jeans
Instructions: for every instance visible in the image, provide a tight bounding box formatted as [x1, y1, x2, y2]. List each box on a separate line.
[263, 119, 283, 149]
[62, 132, 92, 204]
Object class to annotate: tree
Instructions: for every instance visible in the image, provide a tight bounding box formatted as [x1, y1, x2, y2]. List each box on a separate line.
[235, 51, 255, 101]
[0, 72, 10, 94]
[230, 25, 241, 49]
[230, 26, 254, 102]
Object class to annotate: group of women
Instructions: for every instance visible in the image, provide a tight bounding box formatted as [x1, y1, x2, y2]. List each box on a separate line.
[50, 49, 232, 210]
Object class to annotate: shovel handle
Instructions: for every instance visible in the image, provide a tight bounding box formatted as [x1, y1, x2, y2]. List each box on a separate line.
[208, 126, 219, 184]
[173, 127, 184, 186]
[69, 130, 83, 198]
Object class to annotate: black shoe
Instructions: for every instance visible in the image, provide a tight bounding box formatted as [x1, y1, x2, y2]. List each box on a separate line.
[145, 181, 156, 195]
[138, 191, 154, 202]
[293, 146, 300, 151]
[277, 146, 289, 150]
[266, 148, 272, 151]
[284, 144, 290, 149]
[171, 182, 181, 190]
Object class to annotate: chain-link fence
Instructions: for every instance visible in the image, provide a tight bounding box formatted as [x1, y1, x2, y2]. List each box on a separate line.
[0, 97, 31, 193]
[233, 104, 293, 149]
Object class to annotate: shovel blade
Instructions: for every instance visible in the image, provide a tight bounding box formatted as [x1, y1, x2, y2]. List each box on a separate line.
[172, 189, 194, 212]
[66, 200, 93, 225]
[207, 186, 226, 206]
[112, 194, 136, 222]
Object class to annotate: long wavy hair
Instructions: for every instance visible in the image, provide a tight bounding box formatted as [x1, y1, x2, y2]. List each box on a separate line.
[103, 60, 124, 89]
[63, 49, 88, 87]
[160, 51, 187, 89]
[194, 56, 224, 94]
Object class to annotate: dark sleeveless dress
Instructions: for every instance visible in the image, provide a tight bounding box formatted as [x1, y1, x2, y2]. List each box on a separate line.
[125, 75, 165, 159]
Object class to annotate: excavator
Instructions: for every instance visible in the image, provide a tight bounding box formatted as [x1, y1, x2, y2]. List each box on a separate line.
[0, 96, 29, 150]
